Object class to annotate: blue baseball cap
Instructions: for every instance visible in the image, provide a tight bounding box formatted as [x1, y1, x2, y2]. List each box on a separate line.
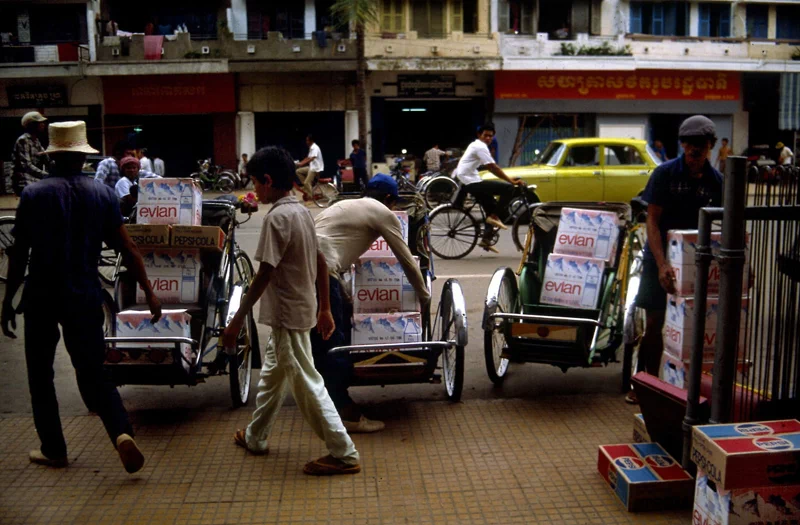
[367, 173, 398, 199]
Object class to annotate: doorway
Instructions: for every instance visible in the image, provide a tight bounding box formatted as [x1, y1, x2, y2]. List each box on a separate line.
[254, 111, 345, 167]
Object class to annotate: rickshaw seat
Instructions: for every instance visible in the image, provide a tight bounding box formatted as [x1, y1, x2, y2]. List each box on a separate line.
[202, 199, 236, 233]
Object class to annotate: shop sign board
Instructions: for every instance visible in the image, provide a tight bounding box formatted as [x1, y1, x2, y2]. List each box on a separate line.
[103, 74, 235, 115]
[7, 85, 68, 108]
[398, 75, 456, 97]
[495, 70, 740, 101]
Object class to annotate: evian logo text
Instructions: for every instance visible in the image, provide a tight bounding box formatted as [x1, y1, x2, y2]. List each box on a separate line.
[558, 233, 595, 248]
[544, 280, 582, 295]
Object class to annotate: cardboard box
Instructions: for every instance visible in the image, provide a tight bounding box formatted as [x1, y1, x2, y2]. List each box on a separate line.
[667, 230, 749, 296]
[597, 443, 694, 512]
[366, 211, 409, 255]
[633, 413, 651, 443]
[540, 253, 606, 309]
[554, 207, 619, 264]
[353, 256, 419, 313]
[114, 309, 194, 372]
[138, 178, 202, 225]
[663, 295, 748, 361]
[171, 225, 225, 252]
[693, 468, 800, 525]
[691, 420, 800, 491]
[124, 224, 171, 247]
[351, 312, 422, 346]
[136, 249, 201, 304]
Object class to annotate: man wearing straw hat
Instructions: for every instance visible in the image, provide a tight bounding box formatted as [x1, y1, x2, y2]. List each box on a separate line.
[11, 111, 50, 195]
[1, 121, 162, 474]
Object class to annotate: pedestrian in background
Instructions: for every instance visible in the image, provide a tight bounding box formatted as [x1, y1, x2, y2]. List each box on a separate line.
[238, 153, 248, 188]
[777, 141, 794, 166]
[12, 112, 49, 196]
[224, 146, 360, 476]
[349, 140, 368, 189]
[1, 121, 162, 473]
[715, 137, 731, 173]
[94, 140, 134, 189]
[295, 135, 324, 201]
[138, 148, 153, 173]
[153, 151, 165, 176]
[424, 143, 447, 172]
[652, 140, 668, 162]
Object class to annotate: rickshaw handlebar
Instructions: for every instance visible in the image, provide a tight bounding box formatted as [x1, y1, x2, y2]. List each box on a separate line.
[488, 312, 601, 327]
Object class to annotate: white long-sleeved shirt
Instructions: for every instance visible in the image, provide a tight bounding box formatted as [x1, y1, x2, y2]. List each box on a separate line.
[314, 198, 431, 304]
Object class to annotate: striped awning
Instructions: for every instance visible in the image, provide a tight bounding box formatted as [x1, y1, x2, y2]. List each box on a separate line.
[780, 73, 800, 131]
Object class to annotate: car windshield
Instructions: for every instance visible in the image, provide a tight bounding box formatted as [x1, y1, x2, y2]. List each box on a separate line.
[645, 144, 663, 166]
[538, 142, 567, 166]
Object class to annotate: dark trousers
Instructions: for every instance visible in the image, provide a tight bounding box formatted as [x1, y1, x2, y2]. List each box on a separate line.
[353, 167, 368, 189]
[24, 304, 133, 459]
[463, 180, 514, 220]
[310, 276, 355, 411]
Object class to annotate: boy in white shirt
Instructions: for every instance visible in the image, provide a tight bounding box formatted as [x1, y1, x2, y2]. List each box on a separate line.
[295, 134, 324, 200]
[223, 146, 360, 476]
[453, 123, 525, 253]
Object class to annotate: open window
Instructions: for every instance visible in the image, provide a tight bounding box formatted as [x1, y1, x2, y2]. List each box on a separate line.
[451, 0, 478, 33]
[498, 0, 534, 35]
[565, 145, 600, 167]
[539, 0, 572, 39]
[746, 4, 768, 39]
[629, 1, 689, 36]
[605, 145, 646, 166]
[413, 0, 445, 38]
[777, 4, 800, 40]
[247, 3, 304, 39]
[698, 3, 731, 38]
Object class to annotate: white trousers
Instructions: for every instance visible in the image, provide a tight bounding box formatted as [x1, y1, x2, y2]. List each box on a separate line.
[245, 327, 359, 465]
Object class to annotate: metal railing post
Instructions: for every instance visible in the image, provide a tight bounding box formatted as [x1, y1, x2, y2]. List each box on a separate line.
[681, 206, 722, 470]
[710, 156, 748, 424]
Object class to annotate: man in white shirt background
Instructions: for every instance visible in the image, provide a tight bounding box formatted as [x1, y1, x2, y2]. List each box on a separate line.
[453, 123, 525, 253]
[777, 142, 794, 166]
[153, 152, 165, 176]
[295, 135, 324, 201]
[137, 148, 153, 173]
[424, 143, 447, 172]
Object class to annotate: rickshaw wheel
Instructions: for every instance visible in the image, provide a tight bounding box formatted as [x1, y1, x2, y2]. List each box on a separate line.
[101, 289, 117, 338]
[620, 252, 645, 393]
[438, 286, 464, 402]
[484, 268, 518, 385]
[229, 251, 257, 408]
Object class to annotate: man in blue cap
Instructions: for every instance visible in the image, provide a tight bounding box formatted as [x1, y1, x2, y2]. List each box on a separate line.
[311, 174, 431, 432]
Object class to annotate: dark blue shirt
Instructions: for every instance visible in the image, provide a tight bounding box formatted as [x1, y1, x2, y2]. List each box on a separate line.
[350, 149, 367, 170]
[642, 155, 722, 260]
[12, 166, 123, 307]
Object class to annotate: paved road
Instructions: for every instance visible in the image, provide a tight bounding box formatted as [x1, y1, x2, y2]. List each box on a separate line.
[0, 200, 629, 417]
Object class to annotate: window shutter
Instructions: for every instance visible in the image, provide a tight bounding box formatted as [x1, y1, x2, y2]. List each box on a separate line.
[451, 0, 463, 32]
[664, 2, 676, 36]
[499, 0, 510, 32]
[699, 4, 710, 37]
[629, 2, 642, 34]
[652, 3, 664, 35]
[382, 0, 392, 31]
[521, 1, 533, 34]
[720, 5, 731, 37]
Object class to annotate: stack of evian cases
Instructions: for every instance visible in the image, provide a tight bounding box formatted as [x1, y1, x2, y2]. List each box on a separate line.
[540, 207, 619, 310]
[659, 230, 750, 389]
[115, 178, 206, 371]
[351, 211, 423, 347]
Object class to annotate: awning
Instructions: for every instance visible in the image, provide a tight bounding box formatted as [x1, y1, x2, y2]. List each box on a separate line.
[779, 73, 800, 131]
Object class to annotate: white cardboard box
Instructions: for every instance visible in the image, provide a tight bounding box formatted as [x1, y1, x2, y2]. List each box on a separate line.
[136, 249, 201, 304]
[365, 211, 409, 255]
[137, 178, 202, 226]
[115, 309, 194, 371]
[663, 294, 748, 362]
[353, 256, 418, 313]
[554, 207, 619, 264]
[351, 312, 422, 345]
[540, 253, 606, 309]
[667, 230, 750, 296]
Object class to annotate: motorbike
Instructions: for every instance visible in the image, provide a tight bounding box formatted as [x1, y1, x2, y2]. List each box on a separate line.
[191, 159, 237, 194]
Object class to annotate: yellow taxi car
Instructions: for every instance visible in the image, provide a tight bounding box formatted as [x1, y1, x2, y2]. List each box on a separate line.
[482, 138, 662, 202]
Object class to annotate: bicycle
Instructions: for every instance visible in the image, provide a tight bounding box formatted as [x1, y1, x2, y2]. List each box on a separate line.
[428, 183, 540, 260]
[191, 159, 236, 194]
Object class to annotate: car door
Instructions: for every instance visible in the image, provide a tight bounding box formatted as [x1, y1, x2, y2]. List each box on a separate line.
[602, 144, 652, 202]
[556, 144, 604, 201]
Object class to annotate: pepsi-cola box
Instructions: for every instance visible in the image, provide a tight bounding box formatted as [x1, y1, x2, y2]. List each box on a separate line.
[691, 420, 800, 491]
[597, 443, 694, 512]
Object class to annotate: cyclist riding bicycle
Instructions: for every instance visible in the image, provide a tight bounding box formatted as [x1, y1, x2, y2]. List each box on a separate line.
[452, 122, 525, 253]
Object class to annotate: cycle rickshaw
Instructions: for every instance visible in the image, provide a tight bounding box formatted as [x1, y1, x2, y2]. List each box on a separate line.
[102, 196, 260, 408]
[482, 201, 646, 388]
[328, 192, 470, 401]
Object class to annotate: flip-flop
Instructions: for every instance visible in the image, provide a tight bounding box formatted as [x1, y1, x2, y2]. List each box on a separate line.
[303, 455, 361, 476]
[233, 429, 268, 456]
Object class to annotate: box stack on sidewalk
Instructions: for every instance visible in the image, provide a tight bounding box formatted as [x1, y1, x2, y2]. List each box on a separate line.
[659, 230, 750, 389]
[691, 419, 800, 524]
[350, 211, 425, 374]
[540, 208, 619, 310]
[112, 178, 224, 372]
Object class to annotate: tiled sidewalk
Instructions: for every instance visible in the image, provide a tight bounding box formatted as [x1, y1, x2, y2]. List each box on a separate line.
[0, 396, 690, 525]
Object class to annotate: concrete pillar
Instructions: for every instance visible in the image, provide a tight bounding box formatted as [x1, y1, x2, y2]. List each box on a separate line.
[237, 111, 256, 159]
[767, 5, 777, 39]
[305, 0, 316, 38]
[87, 7, 97, 61]
[731, 3, 746, 39]
[478, 0, 490, 34]
[228, 0, 248, 41]
[689, 3, 700, 37]
[490, 0, 499, 33]
[345, 109, 358, 158]
[732, 104, 749, 158]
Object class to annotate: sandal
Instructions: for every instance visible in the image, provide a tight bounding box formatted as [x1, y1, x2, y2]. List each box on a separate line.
[303, 455, 361, 476]
[625, 391, 639, 405]
[233, 429, 268, 456]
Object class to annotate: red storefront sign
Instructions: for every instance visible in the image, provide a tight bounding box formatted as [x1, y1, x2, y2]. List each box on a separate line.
[103, 74, 235, 115]
[495, 70, 740, 101]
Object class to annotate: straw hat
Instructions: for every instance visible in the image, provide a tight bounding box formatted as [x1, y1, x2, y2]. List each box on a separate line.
[43, 121, 99, 154]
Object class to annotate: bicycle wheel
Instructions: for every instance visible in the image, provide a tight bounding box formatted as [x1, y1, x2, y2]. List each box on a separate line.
[229, 251, 257, 408]
[216, 175, 235, 194]
[423, 177, 458, 209]
[312, 183, 338, 208]
[98, 246, 119, 286]
[429, 206, 480, 260]
[437, 284, 464, 402]
[484, 268, 518, 385]
[101, 289, 117, 338]
[0, 216, 15, 282]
